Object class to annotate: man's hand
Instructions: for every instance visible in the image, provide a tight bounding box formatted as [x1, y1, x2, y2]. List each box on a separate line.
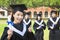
[28, 27, 32, 32]
[7, 29, 13, 40]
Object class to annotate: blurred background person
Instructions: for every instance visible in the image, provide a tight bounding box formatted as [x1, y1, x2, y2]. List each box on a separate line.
[33, 13, 46, 40]
[23, 12, 35, 40]
[47, 10, 60, 40]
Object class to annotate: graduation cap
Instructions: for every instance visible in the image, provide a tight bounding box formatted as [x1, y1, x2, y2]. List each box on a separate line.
[24, 12, 31, 15]
[10, 4, 27, 13]
[37, 13, 42, 17]
[51, 10, 57, 15]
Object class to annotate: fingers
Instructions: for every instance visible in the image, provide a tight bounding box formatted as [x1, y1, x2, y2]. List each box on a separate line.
[7, 30, 13, 35]
[28, 27, 32, 32]
[7, 29, 13, 40]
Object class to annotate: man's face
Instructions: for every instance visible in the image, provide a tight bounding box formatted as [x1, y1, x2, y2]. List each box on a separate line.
[52, 13, 57, 18]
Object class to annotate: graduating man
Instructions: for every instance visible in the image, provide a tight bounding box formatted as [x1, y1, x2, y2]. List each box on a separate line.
[47, 10, 60, 40]
[33, 13, 46, 40]
[23, 12, 31, 30]
[23, 12, 35, 40]
[1, 4, 28, 40]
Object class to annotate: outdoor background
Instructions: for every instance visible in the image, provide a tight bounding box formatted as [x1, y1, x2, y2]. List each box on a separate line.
[0, 0, 60, 40]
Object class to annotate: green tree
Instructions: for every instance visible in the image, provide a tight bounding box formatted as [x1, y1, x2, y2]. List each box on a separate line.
[0, 0, 60, 8]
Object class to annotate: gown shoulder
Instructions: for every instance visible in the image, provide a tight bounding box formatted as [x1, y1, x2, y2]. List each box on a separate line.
[1, 27, 9, 40]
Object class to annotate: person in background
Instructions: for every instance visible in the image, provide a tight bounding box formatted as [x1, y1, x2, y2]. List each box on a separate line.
[33, 13, 46, 40]
[47, 10, 60, 40]
[7, 9, 13, 25]
[23, 12, 35, 40]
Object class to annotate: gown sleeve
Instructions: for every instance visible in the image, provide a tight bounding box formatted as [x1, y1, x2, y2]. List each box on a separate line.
[37, 21, 46, 30]
[47, 19, 52, 30]
[42, 21, 46, 30]
[33, 21, 46, 31]
[27, 21, 31, 28]
[1, 27, 9, 40]
[58, 19, 60, 27]
[56, 19, 60, 30]
[33, 22, 39, 31]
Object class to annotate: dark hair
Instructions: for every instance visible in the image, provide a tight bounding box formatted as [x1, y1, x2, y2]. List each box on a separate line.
[50, 10, 57, 15]
[36, 16, 42, 20]
[11, 11, 15, 22]
[10, 4, 27, 22]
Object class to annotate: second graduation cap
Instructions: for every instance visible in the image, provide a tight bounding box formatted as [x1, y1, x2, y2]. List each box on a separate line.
[24, 12, 31, 15]
[10, 4, 27, 13]
[37, 13, 42, 17]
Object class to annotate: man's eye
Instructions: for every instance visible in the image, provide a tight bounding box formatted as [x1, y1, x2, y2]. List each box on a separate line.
[17, 14, 20, 16]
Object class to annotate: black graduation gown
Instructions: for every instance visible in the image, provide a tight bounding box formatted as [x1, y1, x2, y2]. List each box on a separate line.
[24, 19, 35, 40]
[33, 20, 46, 40]
[1, 21, 27, 40]
[47, 17, 60, 40]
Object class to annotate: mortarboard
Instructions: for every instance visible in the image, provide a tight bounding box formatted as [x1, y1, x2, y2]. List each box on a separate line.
[10, 4, 27, 13]
[24, 12, 31, 15]
[37, 13, 42, 17]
